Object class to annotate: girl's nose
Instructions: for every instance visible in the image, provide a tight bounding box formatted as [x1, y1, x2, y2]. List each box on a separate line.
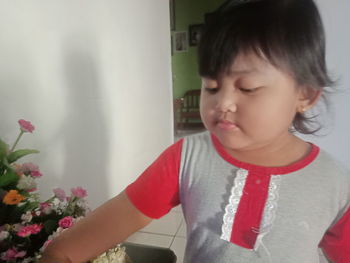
[215, 88, 237, 113]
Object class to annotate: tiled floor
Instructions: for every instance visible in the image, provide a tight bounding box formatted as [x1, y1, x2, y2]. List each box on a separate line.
[126, 205, 187, 263]
[126, 129, 204, 263]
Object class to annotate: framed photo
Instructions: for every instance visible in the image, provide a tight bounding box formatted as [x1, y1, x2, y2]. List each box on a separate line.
[189, 24, 204, 46]
[170, 0, 175, 31]
[173, 31, 188, 53]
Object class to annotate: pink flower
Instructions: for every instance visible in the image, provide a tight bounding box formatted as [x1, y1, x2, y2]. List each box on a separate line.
[71, 187, 87, 198]
[40, 202, 52, 214]
[58, 216, 74, 229]
[18, 119, 35, 133]
[0, 247, 26, 260]
[30, 170, 43, 178]
[30, 224, 43, 234]
[21, 162, 39, 175]
[17, 224, 43, 237]
[14, 164, 24, 175]
[41, 239, 53, 251]
[17, 227, 32, 238]
[53, 188, 66, 201]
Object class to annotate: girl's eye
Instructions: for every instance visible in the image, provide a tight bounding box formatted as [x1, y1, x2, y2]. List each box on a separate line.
[239, 87, 260, 93]
[204, 88, 219, 94]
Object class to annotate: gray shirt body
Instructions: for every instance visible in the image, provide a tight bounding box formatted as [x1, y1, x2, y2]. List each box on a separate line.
[179, 132, 350, 263]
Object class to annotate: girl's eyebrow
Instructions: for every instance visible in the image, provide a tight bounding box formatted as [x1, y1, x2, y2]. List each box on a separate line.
[227, 68, 259, 76]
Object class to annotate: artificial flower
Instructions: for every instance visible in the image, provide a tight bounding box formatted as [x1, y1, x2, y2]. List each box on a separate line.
[71, 187, 87, 198]
[17, 175, 37, 191]
[53, 188, 66, 201]
[30, 170, 42, 177]
[21, 211, 33, 223]
[17, 224, 43, 238]
[40, 202, 52, 214]
[40, 239, 52, 252]
[0, 247, 26, 261]
[18, 119, 35, 133]
[58, 216, 74, 229]
[0, 231, 9, 241]
[2, 190, 26, 205]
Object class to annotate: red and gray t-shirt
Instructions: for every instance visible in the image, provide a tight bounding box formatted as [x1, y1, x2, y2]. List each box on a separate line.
[126, 131, 350, 263]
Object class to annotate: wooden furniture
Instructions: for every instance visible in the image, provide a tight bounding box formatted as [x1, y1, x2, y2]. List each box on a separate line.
[174, 89, 204, 130]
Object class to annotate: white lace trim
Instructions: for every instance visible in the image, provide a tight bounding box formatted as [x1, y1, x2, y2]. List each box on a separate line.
[220, 168, 248, 242]
[220, 171, 282, 251]
[253, 175, 282, 251]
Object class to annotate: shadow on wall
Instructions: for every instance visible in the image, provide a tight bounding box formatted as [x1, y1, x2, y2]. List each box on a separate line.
[59, 36, 109, 208]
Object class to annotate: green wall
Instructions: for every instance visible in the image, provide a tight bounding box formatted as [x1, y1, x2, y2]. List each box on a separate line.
[171, 0, 225, 99]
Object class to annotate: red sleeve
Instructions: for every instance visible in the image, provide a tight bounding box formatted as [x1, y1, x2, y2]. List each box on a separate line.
[319, 206, 350, 262]
[125, 139, 184, 219]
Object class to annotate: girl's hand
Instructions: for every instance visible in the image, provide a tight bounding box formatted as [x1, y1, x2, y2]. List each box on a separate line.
[40, 191, 153, 263]
[40, 252, 71, 263]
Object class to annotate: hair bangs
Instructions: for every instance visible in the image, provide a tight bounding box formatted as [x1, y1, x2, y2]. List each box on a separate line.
[198, 1, 290, 79]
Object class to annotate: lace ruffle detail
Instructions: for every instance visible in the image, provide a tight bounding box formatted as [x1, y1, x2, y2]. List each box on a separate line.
[253, 175, 282, 251]
[220, 168, 248, 242]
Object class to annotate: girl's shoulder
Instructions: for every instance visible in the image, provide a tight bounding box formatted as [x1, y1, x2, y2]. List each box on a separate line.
[313, 148, 350, 183]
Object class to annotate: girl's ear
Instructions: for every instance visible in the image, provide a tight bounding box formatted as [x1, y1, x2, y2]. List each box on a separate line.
[297, 86, 322, 113]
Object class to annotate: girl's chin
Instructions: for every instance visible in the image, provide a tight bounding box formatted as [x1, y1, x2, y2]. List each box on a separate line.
[213, 132, 251, 150]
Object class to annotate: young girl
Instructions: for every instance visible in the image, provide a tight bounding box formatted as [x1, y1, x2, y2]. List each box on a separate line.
[41, 0, 350, 262]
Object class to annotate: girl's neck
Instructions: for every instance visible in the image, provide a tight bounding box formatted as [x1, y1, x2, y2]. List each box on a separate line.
[224, 134, 311, 167]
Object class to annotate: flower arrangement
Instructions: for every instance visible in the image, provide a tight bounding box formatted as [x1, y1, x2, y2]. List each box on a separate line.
[0, 120, 131, 263]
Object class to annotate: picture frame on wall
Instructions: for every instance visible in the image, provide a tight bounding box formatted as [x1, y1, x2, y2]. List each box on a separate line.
[189, 24, 204, 46]
[170, 0, 175, 31]
[173, 31, 188, 53]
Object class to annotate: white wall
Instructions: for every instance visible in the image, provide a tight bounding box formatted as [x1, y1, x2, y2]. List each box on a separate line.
[0, 0, 174, 208]
[301, 0, 350, 169]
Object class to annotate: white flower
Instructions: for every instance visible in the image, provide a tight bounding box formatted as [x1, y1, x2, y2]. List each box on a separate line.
[92, 245, 130, 263]
[77, 199, 91, 212]
[41, 204, 53, 215]
[22, 258, 35, 263]
[51, 198, 68, 214]
[0, 231, 9, 241]
[17, 175, 37, 190]
[21, 211, 33, 223]
[47, 226, 66, 241]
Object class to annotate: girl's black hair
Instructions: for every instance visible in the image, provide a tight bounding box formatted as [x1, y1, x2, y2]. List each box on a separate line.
[198, 0, 335, 134]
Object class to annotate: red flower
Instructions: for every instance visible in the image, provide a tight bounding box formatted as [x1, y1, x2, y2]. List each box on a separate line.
[17, 224, 43, 237]
[31, 170, 42, 178]
[18, 119, 35, 133]
[71, 187, 87, 198]
[58, 216, 74, 229]
[0, 247, 26, 261]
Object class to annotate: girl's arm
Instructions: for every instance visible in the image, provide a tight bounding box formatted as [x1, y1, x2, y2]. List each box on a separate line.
[40, 191, 153, 263]
[319, 206, 350, 262]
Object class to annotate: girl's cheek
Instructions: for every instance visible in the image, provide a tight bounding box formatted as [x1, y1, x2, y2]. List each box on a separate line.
[200, 100, 212, 113]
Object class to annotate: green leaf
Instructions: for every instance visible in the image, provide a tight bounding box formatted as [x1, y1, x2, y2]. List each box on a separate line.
[1, 157, 13, 174]
[7, 149, 40, 163]
[0, 139, 9, 173]
[18, 200, 40, 213]
[0, 170, 19, 188]
[0, 138, 8, 160]
[44, 219, 58, 234]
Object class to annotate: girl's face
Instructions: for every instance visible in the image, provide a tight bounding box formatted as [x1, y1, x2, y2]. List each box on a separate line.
[200, 52, 307, 152]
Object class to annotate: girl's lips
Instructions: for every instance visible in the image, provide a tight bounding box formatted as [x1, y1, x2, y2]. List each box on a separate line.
[217, 119, 239, 131]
